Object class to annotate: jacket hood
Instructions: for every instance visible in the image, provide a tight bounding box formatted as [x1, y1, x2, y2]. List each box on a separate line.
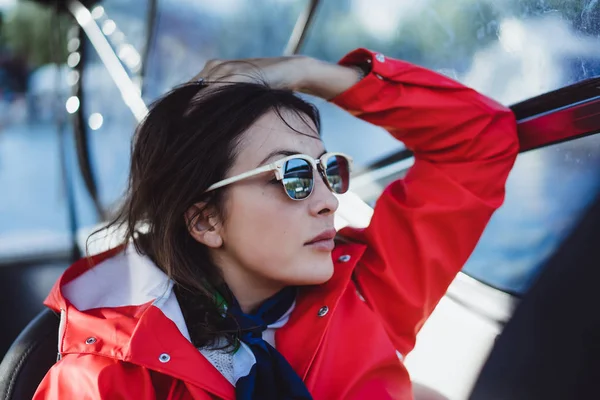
[45, 244, 243, 397]
[45, 244, 195, 359]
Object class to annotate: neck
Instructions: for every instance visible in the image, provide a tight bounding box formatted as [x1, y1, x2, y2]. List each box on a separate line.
[229, 275, 285, 314]
[215, 255, 286, 314]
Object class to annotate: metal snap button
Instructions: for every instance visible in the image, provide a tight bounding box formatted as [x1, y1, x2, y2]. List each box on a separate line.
[338, 254, 351, 262]
[375, 53, 385, 63]
[158, 353, 171, 363]
[85, 337, 97, 345]
[317, 306, 329, 317]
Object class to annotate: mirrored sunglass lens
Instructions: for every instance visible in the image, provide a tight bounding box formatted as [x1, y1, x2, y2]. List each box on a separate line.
[325, 156, 350, 194]
[282, 158, 313, 199]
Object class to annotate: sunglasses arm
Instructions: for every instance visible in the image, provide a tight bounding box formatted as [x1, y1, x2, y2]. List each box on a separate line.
[205, 163, 279, 192]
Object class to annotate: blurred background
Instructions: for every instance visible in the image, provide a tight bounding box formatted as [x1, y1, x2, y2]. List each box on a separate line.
[0, 1, 599, 398]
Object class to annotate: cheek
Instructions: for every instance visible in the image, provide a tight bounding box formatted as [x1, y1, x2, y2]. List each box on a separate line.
[225, 186, 302, 259]
[222, 186, 334, 285]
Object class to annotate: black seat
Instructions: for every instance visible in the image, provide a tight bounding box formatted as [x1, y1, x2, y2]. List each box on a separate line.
[0, 261, 66, 358]
[0, 309, 59, 400]
[469, 190, 600, 400]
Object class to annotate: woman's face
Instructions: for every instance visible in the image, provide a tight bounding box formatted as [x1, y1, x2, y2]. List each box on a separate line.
[209, 109, 339, 302]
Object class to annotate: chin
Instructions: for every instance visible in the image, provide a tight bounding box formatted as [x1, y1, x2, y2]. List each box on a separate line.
[297, 259, 335, 286]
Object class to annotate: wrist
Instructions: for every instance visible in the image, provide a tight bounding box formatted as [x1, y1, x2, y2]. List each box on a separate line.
[295, 58, 362, 100]
[292, 56, 326, 92]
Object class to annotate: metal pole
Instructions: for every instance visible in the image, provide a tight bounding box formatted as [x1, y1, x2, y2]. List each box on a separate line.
[283, 0, 321, 56]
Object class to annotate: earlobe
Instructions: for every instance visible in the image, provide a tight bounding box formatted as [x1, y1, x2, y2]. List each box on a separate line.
[203, 230, 223, 248]
[194, 221, 223, 248]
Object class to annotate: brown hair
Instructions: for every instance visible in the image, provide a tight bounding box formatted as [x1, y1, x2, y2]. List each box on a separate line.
[91, 80, 320, 348]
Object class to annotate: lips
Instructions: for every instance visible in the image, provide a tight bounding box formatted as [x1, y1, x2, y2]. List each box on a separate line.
[306, 229, 337, 245]
[305, 229, 337, 251]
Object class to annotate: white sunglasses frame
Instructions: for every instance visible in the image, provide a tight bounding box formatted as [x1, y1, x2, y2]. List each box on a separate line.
[205, 152, 353, 200]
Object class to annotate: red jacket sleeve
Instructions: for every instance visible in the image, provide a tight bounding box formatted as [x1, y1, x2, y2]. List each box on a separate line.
[331, 48, 519, 356]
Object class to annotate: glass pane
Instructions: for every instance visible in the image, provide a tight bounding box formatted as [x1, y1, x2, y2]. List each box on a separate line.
[0, 1, 72, 259]
[463, 133, 600, 293]
[303, 0, 600, 104]
[143, 0, 307, 99]
[325, 154, 350, 193]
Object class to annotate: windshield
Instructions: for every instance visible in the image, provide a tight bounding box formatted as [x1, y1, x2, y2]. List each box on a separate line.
[304, 0, 600, 104]
[1, 0, 599, 284]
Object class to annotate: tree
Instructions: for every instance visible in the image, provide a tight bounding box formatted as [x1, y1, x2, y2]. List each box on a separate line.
[1, 1, 71, 68]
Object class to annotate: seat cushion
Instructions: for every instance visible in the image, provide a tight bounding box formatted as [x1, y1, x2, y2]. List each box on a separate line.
[0, 309, 59, 400]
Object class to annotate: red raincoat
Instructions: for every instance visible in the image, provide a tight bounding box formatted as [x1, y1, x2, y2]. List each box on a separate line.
[33, 48, 518, 399]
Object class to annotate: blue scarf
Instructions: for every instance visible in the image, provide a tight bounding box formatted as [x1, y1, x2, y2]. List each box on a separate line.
[226, 286, 313, 400]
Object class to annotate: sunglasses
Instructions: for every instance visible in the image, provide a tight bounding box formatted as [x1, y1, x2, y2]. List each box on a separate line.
[205, 152, 353, 200]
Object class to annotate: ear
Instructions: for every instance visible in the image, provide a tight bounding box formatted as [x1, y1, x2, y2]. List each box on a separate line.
[184, 203, 223, 248]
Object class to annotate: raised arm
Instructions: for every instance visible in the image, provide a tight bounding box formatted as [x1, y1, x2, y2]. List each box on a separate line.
[329, 48, 519, 356]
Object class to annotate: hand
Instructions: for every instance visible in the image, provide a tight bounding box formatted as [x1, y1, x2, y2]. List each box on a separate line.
[192, 56, 309, 91]
[192, 55, 362, 100]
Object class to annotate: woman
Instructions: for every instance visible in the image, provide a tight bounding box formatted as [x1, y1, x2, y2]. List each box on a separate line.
[34, 48, 518, 399]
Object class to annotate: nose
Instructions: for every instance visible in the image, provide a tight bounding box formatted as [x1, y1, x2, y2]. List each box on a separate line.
[309, 173, 339, 217]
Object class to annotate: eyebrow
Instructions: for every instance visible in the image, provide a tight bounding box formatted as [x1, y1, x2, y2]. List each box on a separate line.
[258, 149, 327, 167]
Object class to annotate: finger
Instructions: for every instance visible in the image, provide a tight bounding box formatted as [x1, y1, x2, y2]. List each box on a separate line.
[191, 59, 225, 82]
